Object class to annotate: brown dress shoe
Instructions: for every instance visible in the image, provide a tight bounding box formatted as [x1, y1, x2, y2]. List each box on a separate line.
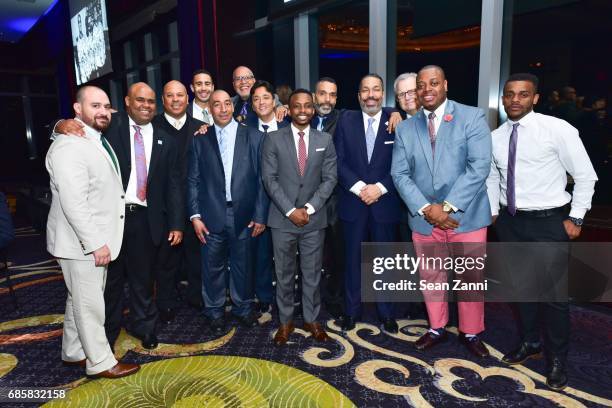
[62, 359, 86, 368]
[415, 330, 447, 350]
[273, 322, 295, 346]
[90, 362, 140, 379]
[459, 333, 490, 358]
[303, 322, 330, 342]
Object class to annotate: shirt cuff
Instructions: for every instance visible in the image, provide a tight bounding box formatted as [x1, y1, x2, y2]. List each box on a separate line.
[350, 181, 366, 196]
[375, 182, 388, 195]
[569, 207, 587, 219]
[491, 207, 499, 217]
[52, 119, 63, 133]
[190, 214, 201, 221]
[305, 203, 315, 215]
[418, 203, 431, 216]
[286, 208, 296, 217]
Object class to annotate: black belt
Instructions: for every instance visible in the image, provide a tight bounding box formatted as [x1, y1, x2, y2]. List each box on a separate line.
[226, 201, 233, 208]
[502, 205, 567, 218]
[125, 204, 146, 212]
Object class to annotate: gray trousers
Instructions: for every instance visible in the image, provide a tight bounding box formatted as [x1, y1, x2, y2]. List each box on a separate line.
[270, 228, 324, 324]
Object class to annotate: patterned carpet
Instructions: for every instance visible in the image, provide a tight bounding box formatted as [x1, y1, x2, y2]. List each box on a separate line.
[1, 226, 611, 407]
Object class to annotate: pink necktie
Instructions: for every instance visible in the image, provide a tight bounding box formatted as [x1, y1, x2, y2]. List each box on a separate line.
[133, 125, 147, 201]
[298, 131, 307, 177]
[428, 112, 436, 153]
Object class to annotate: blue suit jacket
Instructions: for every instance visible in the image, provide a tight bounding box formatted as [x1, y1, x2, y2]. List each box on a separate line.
[391, 99, 492, 235]
[334, 109, 401, 223]
[187, 123, 269, 234]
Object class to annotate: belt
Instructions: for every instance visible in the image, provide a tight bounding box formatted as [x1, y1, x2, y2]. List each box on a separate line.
[501, 205, 567, 218]
[226, 201, 233, 208]
[125, 204, 146, 212]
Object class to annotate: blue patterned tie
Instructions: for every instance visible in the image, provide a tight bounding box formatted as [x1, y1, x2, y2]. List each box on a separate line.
[317, 116, 324, 131]
[366, 117, 376, 162]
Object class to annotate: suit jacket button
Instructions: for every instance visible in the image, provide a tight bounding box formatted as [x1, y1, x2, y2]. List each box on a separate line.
[299, 184, 303, 188]
[121, 195, 125, 199]
[120, 215, 124, 219]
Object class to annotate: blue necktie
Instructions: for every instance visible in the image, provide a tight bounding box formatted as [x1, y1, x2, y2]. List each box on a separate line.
[366, 117, 376, 162]
[317, 116, 324, 131]
[218, 128, 231, 202]
[262, 124, 269, 134]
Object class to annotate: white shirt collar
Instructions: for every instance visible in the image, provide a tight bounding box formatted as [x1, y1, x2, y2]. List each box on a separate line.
[128, 116, 153, 132]
[362, 109, 383, 127]
[259, 116, 277, 128]
[290, 123, 309, 138]
[214, 118, 238, 136]
[423, 98, 448, 120]
[164, 113, 187, 129]
[75, 117, 102, 141]
[507, 109, 535, 129]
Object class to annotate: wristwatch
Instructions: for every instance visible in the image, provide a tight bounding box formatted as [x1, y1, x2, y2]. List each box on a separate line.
[567, 216, 583, 226]
[442, 201, 455, 213]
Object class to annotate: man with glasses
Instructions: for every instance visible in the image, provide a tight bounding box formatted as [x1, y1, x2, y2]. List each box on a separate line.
[231, 66, 287, 124]
[394, 72, 420, 120]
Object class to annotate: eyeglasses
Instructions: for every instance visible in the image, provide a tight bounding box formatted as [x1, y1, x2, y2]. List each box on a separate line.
[233, 75, 255, 82]
[397, 90, 416, 99]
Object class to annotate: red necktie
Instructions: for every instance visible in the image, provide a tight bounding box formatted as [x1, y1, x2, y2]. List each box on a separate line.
[298, 131, 307, 176]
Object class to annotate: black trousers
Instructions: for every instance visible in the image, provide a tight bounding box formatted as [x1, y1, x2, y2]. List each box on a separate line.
[105, 206, 158, 343]
[183, 220, 203, 306]
[495, 209, 570, 360]
[322, 217, 345, 311]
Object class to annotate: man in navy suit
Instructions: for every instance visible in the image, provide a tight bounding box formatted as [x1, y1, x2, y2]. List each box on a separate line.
[246, 80, 290, 314]
[334, 73, 401, 333]
[187, 89, 269, 334]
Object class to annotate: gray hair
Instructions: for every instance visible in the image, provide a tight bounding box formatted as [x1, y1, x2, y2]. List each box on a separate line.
[393, 72, 417, 93]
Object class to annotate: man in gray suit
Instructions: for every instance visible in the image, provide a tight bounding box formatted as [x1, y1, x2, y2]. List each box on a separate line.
[261, 89, 337, 346]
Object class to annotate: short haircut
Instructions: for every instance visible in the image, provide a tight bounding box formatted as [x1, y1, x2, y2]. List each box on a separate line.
[316, 77, 337, 89]
[393, 72, 417, 93]
[359, 73, 384, 91]
[418, 65, 446, 80]
[192, 69, 213, 82]
[76, 85, 101, 103]
[289, 88, 312, 104]
[250, 80, 275, 97]
[506, 73, 539, 93]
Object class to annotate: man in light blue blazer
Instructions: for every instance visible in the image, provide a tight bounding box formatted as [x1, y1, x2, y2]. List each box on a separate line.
[391, 65, 492, 358]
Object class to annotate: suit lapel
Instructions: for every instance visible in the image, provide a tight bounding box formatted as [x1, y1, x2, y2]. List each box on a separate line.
[433, 100, 455, 177]
[302, 129, 317, 178]
[147, 127, 162, 184]
[207, 126, 225, 172]
[354, 112, 369, 168]
[231, 126, 247, 191]
[89, 135, 122, 185]
[415, 109, 434, 174]
[369, 110, 390, 165]
[283, 127, 300, 177]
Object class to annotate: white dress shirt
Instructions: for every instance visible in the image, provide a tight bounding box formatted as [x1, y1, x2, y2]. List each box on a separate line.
[487, 110, 597, 218]
[286, 124, 315, 217]
[164, 113, 187, 130]
[192, 102, 212, 125]
[215, 119, 238, 202]
[422, 98, 448, 135]
[258, 117, 279, 133]
[348, 110, 388, 197]
[125, 117, 153, 206]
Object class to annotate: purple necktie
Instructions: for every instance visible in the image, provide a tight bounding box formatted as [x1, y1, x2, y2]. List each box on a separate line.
[133, 125, 148, 201]
[506, 123, 519, 215]
[428, 112, 436, 153]
[240, 101, 248, 116]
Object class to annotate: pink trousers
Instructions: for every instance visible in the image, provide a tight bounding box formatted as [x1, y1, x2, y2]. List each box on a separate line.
[412, 227, 487, 334]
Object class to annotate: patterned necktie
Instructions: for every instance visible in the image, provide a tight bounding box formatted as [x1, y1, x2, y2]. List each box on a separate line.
[317, 116, 324, 131]
[297, 131, 307, 177]
[365, 117, 376, 162]
[202, 109, 211, 124]
[506, 123, 520, 216]
[428, 112, 437, 153]
[261, 124, 269, 134]
[101, 136, 118, 174]
[174, 120, 181, 130]
[133, 125, 147, 201]
[218, 127, 231, 201]
[240, 101, 248, 117]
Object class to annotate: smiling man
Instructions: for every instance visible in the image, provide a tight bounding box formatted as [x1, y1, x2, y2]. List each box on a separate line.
[190, 69, 215, 125]
[261, 89, 337, 346]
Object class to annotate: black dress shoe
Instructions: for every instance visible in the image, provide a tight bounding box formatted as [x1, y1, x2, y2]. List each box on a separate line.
[458, 333, 490, 358]
[141, 333, 158, 350]
[325, 303, 344, 320]
[502, 342, 543, 365]
[547, 357, 568, 390]
[258, 302, 272, 314]
[210, 317, 226, 335]
[381, 318, 399, 334]
[236, 313, 259, 328]
[414, 330, 447, 350]
[159, 308, 176, 324]
[187, 298, 203, 310]
[338, 315, 356, 331]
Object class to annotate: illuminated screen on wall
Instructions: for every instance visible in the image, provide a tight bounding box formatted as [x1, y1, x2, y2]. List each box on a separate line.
[69, 0, 113, 85]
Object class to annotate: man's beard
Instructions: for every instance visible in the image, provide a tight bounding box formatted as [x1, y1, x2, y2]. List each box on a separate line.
[316, 103, 332, 115]
[91, 117, 110, 132]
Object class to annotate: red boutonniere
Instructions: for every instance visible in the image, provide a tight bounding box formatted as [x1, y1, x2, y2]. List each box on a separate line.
[443, 114, 453, 122]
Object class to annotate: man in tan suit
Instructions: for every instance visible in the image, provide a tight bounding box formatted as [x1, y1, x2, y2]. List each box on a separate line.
[46, 86, 139, 378]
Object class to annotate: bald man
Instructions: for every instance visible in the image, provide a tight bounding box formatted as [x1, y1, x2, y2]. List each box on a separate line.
[55, 82, 184, 350]
[231, 65, 287, 123]
[152, 80, 206, 322]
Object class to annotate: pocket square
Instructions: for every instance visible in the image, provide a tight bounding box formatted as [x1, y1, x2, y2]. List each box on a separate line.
[315, 147, 325, 152]
[384, 140, 394, 144]
[157, 140, 163, 145]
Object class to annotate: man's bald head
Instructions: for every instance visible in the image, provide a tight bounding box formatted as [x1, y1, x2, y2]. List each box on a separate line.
[210, 89, 234, 127]
[162, 80, 188, 119]
[232, 66, 256, 100]
[125, 82, 156, 125]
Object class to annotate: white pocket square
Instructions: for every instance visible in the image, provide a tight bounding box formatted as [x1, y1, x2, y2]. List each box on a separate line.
[385, 121, 389, 126]
[384, 140, 394, 144]
[157, 140, 163, 145]
[315, 147, 325, 152]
